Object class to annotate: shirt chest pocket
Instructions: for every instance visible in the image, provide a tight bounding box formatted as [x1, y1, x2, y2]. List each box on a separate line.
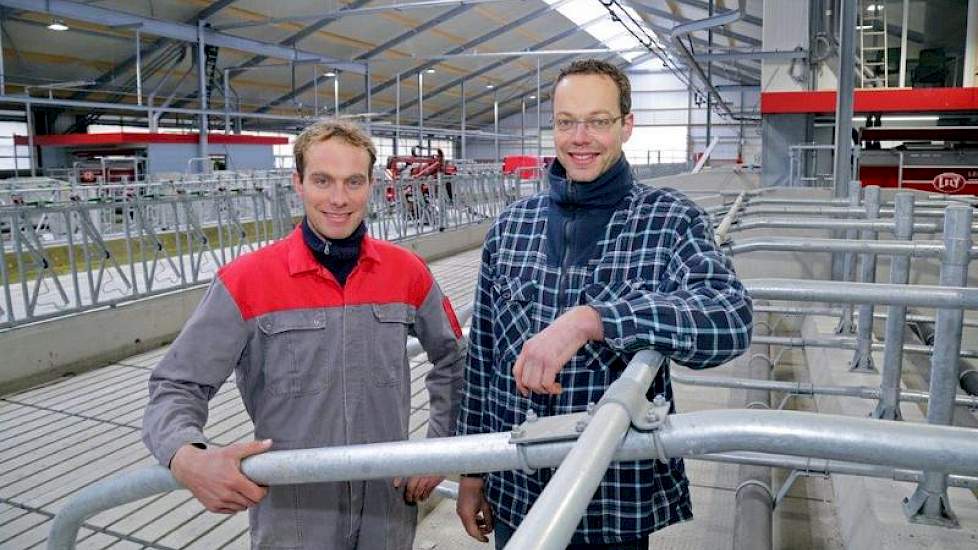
[493, 276, 540, 363]
[369, 303, 416, 387]
[257, 311, 331, 396]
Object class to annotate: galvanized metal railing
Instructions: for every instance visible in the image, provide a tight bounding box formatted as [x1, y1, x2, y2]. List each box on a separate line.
[44, 345, 978, 549]
[0, 170, 525, 329]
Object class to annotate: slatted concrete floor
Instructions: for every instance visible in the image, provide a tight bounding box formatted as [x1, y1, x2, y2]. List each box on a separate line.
[0, 248, 481, 550]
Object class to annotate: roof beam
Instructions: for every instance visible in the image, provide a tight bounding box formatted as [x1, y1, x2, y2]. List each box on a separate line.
[631, 2, 760, 46]
[216, 0, 513, 30]
[669, 0, 763, 27]
[252, 4, 476, 114]
[0, 0, 364, 72]
[446, 50, 758, 127]
[377, 13, 605, 119]
[336, 0, 573, 112]
[67, 0, 239, 101]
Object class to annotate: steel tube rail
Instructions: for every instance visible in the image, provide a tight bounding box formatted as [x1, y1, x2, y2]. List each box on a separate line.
[730, 218, 942, 234]
[907, 205, 973, 525]
[672, 371, 978, 409]
[46, 407, 978, 549]
[852, 186, 881, 371]
[744, 279, 978, 309]
[696, 452, 978, 491]
[876, 192, 915, 419]
[741, 197, 975, 209]
[832, 0, 857, 197]
[836, 180, 862, 333]
[752, 334, 978, 361]
[733, 319, 773, 550]
[753, 304, 978, 330]
[738, 206, 946, 219]
[724, 237, 946, 258]
[505, 349, 664, 550]
[714, 191, 746, 245]
[742, 206, 866, 217]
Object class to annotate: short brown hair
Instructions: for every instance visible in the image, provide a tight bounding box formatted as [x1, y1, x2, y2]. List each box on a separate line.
[552, 59, 631, 116]
[293, 118, 377, 179]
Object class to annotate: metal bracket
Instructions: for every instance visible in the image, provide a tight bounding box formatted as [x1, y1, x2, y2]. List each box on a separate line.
[848, 349, 877, 373]
[509, 411, 591, 445]
[903, 486, 960, 528]
[631, 394, 671, 432]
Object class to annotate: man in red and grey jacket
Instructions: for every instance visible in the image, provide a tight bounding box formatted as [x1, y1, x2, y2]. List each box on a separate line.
[142, 119, 466, 550]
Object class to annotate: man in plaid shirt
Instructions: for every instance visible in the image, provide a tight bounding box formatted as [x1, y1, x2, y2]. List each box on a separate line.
[455, 59, 753, 548]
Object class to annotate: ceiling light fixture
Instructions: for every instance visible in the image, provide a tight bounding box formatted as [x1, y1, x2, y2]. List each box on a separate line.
[425, 68, 436, 74]
[323, 71, 336, 78]
[486, 84, 495, 89]
[47, 18, 69, 31]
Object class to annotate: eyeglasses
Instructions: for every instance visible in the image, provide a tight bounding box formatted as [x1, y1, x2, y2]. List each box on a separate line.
[553, 115, 623, 134]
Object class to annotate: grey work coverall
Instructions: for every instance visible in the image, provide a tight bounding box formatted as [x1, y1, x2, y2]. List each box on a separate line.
[142, 229, 466, 549]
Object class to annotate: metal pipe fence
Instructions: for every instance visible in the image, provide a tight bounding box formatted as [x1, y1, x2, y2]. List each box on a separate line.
[0, 170, 525, 329]
[45, 400, 978, 549]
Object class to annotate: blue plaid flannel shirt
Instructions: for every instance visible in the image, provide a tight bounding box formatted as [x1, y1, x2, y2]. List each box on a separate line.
[457, 182, 753, 543]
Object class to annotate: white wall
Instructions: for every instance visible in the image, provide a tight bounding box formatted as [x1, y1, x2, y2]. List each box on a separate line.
[463, 68, 761, 165]
[762, 0, 811, 92]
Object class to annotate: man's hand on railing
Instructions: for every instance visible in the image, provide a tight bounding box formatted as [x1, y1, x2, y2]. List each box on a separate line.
[457, 476, 494, 542]
[394, 475, 444, 503]
[513, 305, 603, 396]
[170, 439, 272, 514]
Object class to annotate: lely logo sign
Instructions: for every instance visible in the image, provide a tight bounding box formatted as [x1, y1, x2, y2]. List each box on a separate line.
[932, 172, 966, 193]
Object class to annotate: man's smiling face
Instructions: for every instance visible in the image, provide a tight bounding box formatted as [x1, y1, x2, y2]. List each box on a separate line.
[552, 73, 634, 183]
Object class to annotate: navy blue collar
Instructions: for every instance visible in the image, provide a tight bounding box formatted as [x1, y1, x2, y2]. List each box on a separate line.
[548, 155, 632, 209]
[301, 218, 365, 261]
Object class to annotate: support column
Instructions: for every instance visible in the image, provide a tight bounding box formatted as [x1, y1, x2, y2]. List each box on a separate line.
[135, 29, 142, 106]
[965, 0, 978, 86]
[364, 65, 372, 135]
[898, 0, 910, 87]
[835, 180, 862, 333]
[521, 98, 526, 157]
[224, 69, 231, 134]
[460, 80, 466, 160]
[0, 14, 5, 95]
[196, 20, 208, 171]
[418, 71, 424, 147]
[395, 73, 400, 155]
[850, 184, 880, 372]
[536, 58, 541, 159]
[26, 101, 35, 177]
[493, 91, 499, 162]
[904, 205, 973, 527]
[832, 0, 857, 198]
[874, 192, 915, 419]
[686, 69, 694, 169]
[333, 74, 339, 116]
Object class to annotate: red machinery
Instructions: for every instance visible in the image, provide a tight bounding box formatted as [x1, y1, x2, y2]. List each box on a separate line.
[384, 146, 456, 216]
[857, 126, 978, 195]
[385, 146, 456, 179]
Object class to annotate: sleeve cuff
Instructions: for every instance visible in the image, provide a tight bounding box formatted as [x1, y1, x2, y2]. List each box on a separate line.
[157, 430, 208, 468]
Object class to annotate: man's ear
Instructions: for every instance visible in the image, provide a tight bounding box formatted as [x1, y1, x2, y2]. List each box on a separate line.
[292, 171, 303, 196]
[621, 112, 635, 143]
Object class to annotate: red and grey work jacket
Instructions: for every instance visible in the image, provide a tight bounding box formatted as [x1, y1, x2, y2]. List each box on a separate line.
[142, 227, 465, 547]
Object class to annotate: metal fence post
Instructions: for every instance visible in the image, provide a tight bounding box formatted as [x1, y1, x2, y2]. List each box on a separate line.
[874, 192, 915, 419]
[835, 180, 862, 334]
[849, 185, 880, 372]
[904, 204, 973, 527]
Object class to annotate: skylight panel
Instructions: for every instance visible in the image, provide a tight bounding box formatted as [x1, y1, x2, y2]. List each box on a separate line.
[544, 0, 659, 62]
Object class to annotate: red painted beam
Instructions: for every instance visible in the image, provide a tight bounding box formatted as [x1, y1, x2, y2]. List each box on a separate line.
[761, 88, 978, 114]
[13, 132, 289, 146]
